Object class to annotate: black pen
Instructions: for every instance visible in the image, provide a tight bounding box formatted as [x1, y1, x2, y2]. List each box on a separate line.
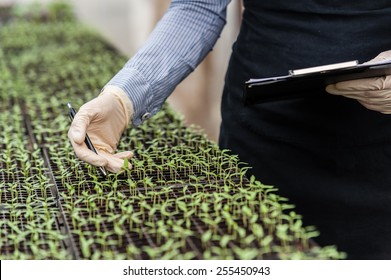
[67, 102, 107, 176]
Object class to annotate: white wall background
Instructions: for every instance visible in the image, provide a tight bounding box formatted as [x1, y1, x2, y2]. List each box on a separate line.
[0, 0, 241, 142]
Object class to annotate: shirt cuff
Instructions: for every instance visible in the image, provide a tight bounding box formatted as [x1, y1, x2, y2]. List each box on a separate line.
[100, 85, 134, 125]
[105, 67, 157, 126]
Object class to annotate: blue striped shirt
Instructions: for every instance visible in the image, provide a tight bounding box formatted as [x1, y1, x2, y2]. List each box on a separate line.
[106, 0, 231, 126]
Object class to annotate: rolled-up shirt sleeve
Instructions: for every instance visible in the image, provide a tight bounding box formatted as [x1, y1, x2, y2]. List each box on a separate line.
[105, 0, 231, 126]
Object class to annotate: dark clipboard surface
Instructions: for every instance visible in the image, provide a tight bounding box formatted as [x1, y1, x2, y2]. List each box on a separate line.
[243, 60, 391, 105]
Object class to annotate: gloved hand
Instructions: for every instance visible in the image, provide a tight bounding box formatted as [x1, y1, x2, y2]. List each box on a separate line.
[68, 85, 134, 173]
[326, 50, 391, 113]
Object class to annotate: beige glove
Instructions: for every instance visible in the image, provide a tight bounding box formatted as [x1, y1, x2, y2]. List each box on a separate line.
[326, 50, 391, 113]
[68, 85, 134, 173]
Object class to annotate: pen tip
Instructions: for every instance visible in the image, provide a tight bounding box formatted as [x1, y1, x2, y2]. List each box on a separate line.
[67, 102, 72, 109]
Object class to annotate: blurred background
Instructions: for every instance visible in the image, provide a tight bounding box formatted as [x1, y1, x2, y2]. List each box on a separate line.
[0, 0, 242, 142]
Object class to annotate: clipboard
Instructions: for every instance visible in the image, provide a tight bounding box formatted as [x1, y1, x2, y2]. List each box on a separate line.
[243, 59, 391, 105]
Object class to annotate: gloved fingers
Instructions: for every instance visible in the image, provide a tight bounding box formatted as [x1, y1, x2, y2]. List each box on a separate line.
[365, 50, 391, 64]
[354, 88, 391, 114]
[326, 76, 389, 93]
[68, 106, 95, 145]
[98, 150, 133, 173]
[112, 150, 134, 160]
[358, 99, 391, 114]
[328, 88, 391, 101]
[68, 135, 108, 167]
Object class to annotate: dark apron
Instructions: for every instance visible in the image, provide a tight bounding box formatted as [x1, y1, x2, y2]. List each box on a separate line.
[219, 0, 391, 259]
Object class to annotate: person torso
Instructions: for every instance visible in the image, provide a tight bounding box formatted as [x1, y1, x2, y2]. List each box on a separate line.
[222, 0, 391, 146]
[235, 0, 391, 79]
